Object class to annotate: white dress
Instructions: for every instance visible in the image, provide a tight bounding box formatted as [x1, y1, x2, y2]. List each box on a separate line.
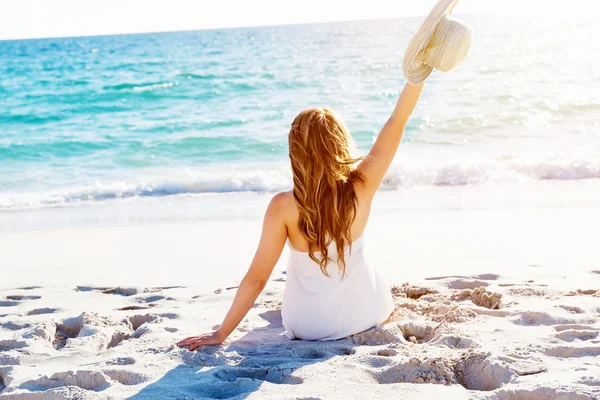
[281, 233, 394, 341]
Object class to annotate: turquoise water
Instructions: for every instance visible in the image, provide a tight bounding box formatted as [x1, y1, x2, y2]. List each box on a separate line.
[1, 14, 599, 211]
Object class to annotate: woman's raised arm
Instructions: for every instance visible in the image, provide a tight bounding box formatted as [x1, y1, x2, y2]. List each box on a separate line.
[177, 193, 287, 351]
[357, 81, 425, 194]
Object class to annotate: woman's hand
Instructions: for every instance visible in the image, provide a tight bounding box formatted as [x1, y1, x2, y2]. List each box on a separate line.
[177, 330, 225, 351]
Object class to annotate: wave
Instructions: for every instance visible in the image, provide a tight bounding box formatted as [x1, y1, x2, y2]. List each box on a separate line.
[0, 170, 291, 211]
[0, 134, 282, 162]
[2, 158, 600, 211]
[0, 113, 64, 125]
[177, 73, 218, 80]
[382, 159, 600, 188]
[533, 100, 600, 115]
[0, 140, 114, 160]
[103, 81, 175, 92]
[103, 76, 259, 95]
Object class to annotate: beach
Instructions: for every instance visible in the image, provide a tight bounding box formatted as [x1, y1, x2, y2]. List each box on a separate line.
[1, 9, 600, 400]
[2, 187, 600, 399]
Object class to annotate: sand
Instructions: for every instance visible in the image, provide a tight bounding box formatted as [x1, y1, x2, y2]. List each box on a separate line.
[1, 196, 599, 399]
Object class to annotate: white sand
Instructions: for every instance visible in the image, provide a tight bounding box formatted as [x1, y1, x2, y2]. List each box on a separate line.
[1, 191, 599, 399]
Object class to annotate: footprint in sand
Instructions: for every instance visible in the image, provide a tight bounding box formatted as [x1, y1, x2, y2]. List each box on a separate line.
[425, 273, 499, 282]
[391, 283, 438, 299]
[579, 375, 600, 387]
[554, 329, 599, 343]
[423, 274, 499, 291]
[138, 295, 166, 303]
[544, 345, 600, 357]
[143, 286, 185, 293]
[6, 295, 41, 301]
[36, 312, 176, 351]
[566, 289, 598, 296]
[373, 348, 398, 357]
[350, 320, 436, 346]
[376, 352, 528, 389]
[53, 315, 84, 350]
[214, 366, 302, 385]
[108, 314, 166, 347]
[128, 314, 160, 331]
[506, 287, 549, 297]
[117, 305, 155, 311]
[76, 286, 139, 296]
[507, 310, 596, 326]
[1, 321, 31, 331]
[27, 308, 60, 316]
[0, 367, 10, 392]
[32, 370, 107, 391]
[450, 287, 503, 310]
[454, 352, 547, 391]
[103, 369, 149, 386]
[446, 279, 490, 290]
[105, 357, 136, 365]
[546, 325, 600, 357]
[77, 286, 185, 297]
[395, 321, 437, 344]
[0, 338, 27, 350]
[283, 344, 356, 360]
[557, 305, 585, 314]
[78, 287, 181, 312]
[18, 369, 149, 392]
[428, 335, 480, 349]
[554, 324, 597, 332]
[290, 347, 333, 360]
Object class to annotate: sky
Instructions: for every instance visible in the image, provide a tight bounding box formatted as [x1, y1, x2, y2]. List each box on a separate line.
[0, 0, 590, 41]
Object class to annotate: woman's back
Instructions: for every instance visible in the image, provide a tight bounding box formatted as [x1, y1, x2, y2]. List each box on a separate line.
[282, 229, 394, 341]
[282, 185, 371, 255]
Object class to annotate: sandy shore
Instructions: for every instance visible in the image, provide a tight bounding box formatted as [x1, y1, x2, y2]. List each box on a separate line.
[1, 200, 599, 399]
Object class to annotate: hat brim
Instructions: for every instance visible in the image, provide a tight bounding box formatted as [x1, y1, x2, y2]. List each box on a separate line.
[402, 0, 459, 85]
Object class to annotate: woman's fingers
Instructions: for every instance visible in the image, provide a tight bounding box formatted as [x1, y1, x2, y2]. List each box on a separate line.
[188, 339, 204, 351]
[177, 336, 200, 346]
[177, 332, 223, 351]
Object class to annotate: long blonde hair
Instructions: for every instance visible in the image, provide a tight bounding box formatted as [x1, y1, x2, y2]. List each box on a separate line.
[288, 108, 364, 277]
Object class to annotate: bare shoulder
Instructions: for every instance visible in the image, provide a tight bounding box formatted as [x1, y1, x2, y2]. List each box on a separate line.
[269, 190, 296, 214]
[268, 190, 298, 221]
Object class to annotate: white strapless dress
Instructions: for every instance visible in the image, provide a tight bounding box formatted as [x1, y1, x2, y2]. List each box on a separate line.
[281, 233, 394, 341]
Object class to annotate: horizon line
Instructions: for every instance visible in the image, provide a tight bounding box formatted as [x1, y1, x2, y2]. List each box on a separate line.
[0, 11, 493, 43]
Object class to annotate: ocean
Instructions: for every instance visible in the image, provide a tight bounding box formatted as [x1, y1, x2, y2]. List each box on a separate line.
[1, 13, 599, 228]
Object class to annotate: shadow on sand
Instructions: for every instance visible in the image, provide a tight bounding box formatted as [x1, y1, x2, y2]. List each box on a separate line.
[127, 309, 358, 399]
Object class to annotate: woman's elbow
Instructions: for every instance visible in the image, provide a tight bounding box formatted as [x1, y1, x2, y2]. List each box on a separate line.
[244, 274, 268, 292]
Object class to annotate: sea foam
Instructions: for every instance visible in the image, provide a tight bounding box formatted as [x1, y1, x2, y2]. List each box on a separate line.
[1, 158, 599, 211]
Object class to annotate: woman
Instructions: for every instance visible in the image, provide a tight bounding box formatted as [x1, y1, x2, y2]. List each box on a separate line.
[178, 81, 425, 350]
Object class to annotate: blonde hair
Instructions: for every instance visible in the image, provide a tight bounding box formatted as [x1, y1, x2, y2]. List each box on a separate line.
[288, 108, 364, 277]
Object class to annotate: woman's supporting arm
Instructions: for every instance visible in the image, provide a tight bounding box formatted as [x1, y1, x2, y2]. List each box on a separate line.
[177, 193, 287, 351]
[357, 81, 425, 194]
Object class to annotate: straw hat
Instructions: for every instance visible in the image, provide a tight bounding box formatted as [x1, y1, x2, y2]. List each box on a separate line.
[402, 0, 473, 85]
